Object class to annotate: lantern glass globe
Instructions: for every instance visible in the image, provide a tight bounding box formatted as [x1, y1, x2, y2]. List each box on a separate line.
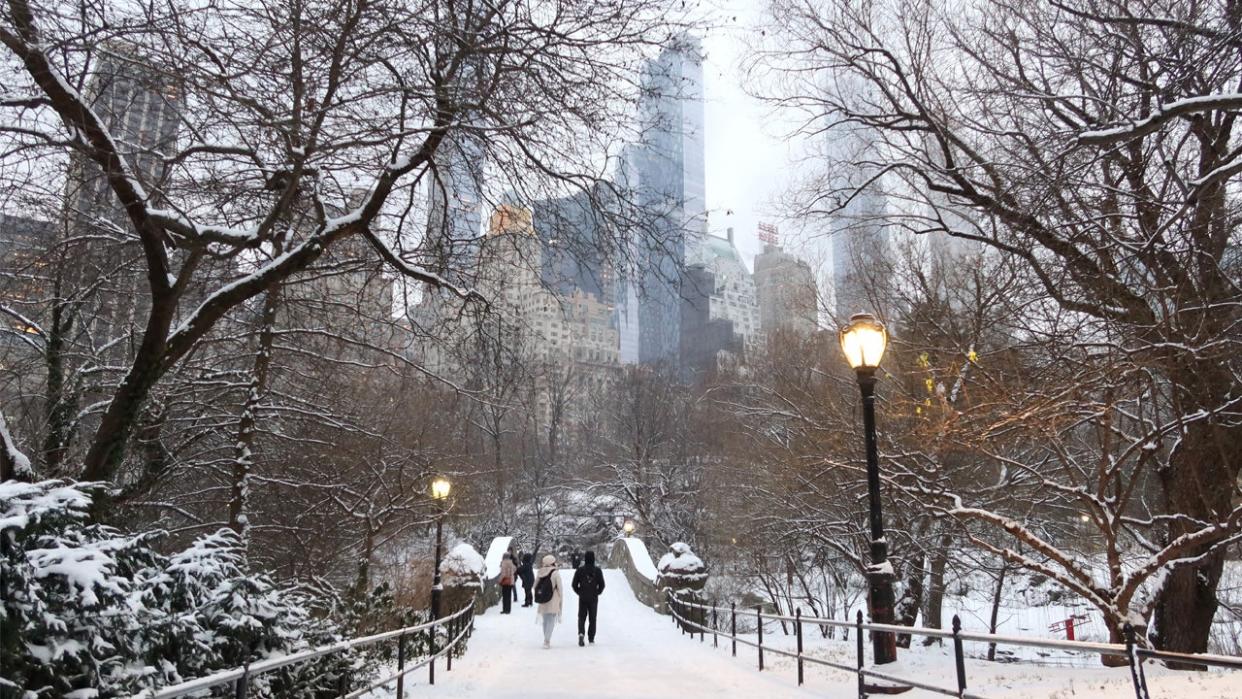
[430, 477, 452, 500]
[840, 313, 888, 370]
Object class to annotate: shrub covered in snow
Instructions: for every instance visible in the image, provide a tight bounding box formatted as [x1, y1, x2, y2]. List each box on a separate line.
[0, 480, 354, 698]
[657, 542, 707, 592]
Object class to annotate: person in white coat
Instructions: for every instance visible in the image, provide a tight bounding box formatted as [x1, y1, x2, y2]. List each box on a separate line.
[533, 554, 563, 648]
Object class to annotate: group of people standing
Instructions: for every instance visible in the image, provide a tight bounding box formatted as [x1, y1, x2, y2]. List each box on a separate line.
[498, 549, 606, 648]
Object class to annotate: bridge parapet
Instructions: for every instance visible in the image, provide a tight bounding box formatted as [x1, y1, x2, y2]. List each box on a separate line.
[607, 536, 665, 612]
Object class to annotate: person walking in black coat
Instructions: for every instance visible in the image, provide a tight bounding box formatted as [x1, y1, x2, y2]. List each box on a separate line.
[570, 550, 606, 646]
[517, 553, 535, 607]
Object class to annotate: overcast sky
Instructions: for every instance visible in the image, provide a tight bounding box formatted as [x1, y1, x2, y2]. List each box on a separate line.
[698, 1, 823, 274]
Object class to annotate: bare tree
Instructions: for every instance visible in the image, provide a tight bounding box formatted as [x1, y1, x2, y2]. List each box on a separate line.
[0, 0, 679, 495]
[756, 0, 1242, 654]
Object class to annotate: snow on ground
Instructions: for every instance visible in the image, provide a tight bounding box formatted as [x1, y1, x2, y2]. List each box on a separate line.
[364, 569, 1240, 699]
[738, 623, 1242, 699]
[368, 569, 818, 698]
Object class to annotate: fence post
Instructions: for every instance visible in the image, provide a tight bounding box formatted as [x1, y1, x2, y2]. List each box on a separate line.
[952, 615, 967, 699]
[796, 607, 805, 686]
[713, 607, 719, 648]
[702, 602, 707, 643]
[700, 600, 706, 642]
[396, 633, 406, 699]
[234, 669, 248, 699]
[731, 602, 737, 657]
[856, 610, 866, 699]
[757, 606, 765, 671]
[447, 611, 454, 672]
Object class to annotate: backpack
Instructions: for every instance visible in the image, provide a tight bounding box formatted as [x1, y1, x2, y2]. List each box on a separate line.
[534, 572, 554, 604]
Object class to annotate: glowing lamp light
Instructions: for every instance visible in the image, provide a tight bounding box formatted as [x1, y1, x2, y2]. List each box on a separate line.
[430, 476, 452, 500]
[623, 520, 636, 536]
[839, 313, 888, 371]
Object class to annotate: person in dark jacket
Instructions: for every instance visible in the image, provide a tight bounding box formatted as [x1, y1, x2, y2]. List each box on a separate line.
[509, 548, 520, 604]
[517, 553, 535, 607]
[570, 550, 606, 646]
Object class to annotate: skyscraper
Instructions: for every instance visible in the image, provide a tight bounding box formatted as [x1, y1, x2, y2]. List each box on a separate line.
[424, 133, 485, 285]
[627, 35, 707, 366]
[754, 239, 819, 336]
[830, 186, 889, 322]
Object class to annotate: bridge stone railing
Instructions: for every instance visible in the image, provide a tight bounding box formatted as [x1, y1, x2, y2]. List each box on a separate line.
[607, 536, 665, 612]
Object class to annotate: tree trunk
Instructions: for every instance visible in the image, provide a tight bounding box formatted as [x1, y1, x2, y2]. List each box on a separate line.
[922, 534, 950, 645]
[81, 294, 177, 483]
[987, 562, 1007, 661]
[41, 296, 75, 472]
[228, 286, 281, 547]
[1153, 417, 1238, 659]
[895, 554, 925, 648]
[353, 524, 375, 600]
[1, 411, 33, 482]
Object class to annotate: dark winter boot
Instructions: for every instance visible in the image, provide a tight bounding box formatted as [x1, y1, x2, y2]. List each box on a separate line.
[578, 634, 585, 647]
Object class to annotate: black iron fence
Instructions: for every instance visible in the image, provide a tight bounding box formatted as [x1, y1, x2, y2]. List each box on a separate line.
[667, 592, 1242, 699]
[137, 599, 476, 699]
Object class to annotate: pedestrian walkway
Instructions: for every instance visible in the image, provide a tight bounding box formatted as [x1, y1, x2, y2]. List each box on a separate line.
[399, 569, 817, 698]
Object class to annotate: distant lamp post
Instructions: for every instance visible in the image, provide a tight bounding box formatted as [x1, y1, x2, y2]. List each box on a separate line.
[429, 477, 452, 621]
[840, 313, 898, 666]
[623, 519, 636, 537]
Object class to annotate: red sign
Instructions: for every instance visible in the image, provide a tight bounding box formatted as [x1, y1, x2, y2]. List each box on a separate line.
[757, 222, 779, 245]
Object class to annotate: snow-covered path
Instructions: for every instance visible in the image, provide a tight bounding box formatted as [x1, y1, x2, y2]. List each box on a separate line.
[391, 569, 817, 698]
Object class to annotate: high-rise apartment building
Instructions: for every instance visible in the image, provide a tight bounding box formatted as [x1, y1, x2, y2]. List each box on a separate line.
[679, 229, 762, 375]
[0, 214, 56, 345]
[698, 229, 761, 345]
[627, 34, 707, 366]
[533, 184, 615, 305]
[754, 240, 818, 335]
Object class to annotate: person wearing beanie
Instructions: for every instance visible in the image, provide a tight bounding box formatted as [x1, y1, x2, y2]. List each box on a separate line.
[534, 554, 563, 648]
[570, 550, 606, 646]
[518, 553, 535, 607]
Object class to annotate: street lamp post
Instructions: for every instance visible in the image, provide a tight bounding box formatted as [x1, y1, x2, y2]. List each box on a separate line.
[840, 313, 898, 666]
[429, 477, 452, 621]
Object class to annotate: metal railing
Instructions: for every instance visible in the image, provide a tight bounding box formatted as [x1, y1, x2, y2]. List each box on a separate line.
[137, 599, 476, 699]
[666, 592, 1242, 699]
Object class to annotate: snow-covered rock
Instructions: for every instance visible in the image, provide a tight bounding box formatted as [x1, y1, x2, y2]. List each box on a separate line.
[657, 542, 707, 591]
[440, 542, 485, 588]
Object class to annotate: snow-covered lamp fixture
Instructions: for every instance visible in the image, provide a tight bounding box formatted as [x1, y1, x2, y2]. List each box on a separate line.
[430, 476, 452, 500]
[839, 313, 888, 371]
[623, 519, 636, 536]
